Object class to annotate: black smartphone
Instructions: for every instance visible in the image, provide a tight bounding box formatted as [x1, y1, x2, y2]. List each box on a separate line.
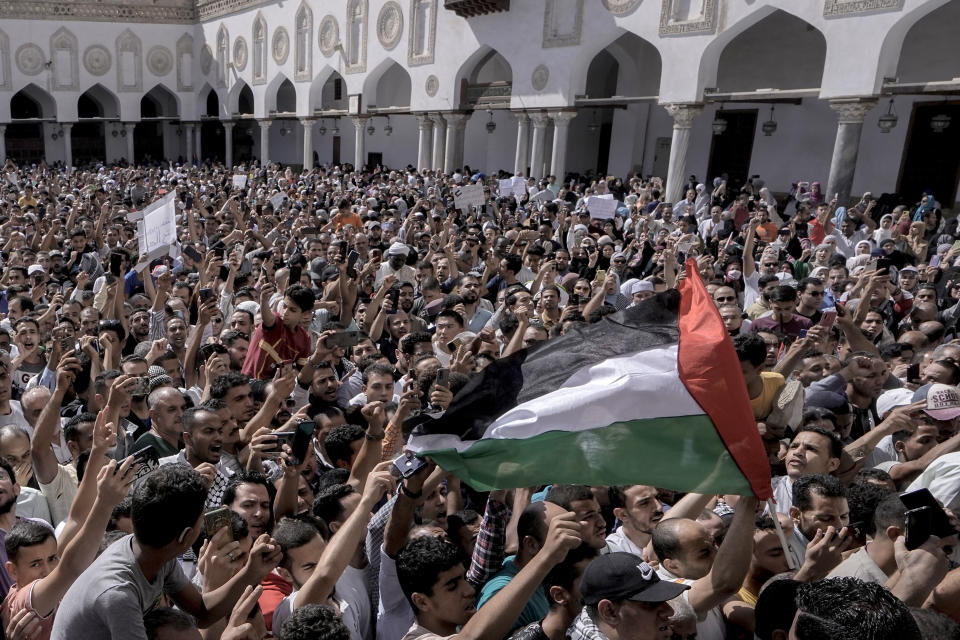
[265, 431, 296, 457]
[346, 250, 359, 279]
[182, 245, 203, 263]
[110, 253, 123, 277]
[289, 265, 302, 285]
[59, 335, 74, 353]
[388, 288, 401, 312]
[302, 227, 317, 236]
[291, 420, 314, 465]
[131, 376, 150, 397]
[212, 246, 225, 259]
[185, 195, 194, 210]
[198, 288, 214, 304]
[907, 363, 920, 382]
[900, 488, 956, 549]
[392, 451, 428, 479]
[218, 265, 230, 281]
[326, 330, 362, 349]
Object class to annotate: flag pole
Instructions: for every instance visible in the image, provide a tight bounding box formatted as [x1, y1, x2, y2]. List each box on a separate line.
[767, 499, 797, 570]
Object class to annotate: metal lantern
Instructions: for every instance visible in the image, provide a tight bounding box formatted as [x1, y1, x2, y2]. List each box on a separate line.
[931, 112, 951, 133]
[318, 119, 327, 136]
[485, 109, 496, 133]
[761, 106, 778, 136]
[331, 119, 340, 136]
[366, 122, 375, 135]
[712, 106, 727, 135]
[384, 116, 393, 136]
[877, 98, 898, 133]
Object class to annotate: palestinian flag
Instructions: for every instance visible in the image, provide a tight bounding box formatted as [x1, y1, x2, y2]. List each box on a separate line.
[407, 259, 772, 498]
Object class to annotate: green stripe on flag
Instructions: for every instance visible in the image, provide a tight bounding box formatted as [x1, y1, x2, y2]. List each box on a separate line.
[420, 415, 753, 493]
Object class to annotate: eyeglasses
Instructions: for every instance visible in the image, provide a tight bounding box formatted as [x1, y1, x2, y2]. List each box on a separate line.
[715, 296, 737, 303]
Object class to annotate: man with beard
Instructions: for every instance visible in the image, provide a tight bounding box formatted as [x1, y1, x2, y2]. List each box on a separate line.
[201, 398, 242, 476]
[0, 458, 47, 600]
[210, 372, 256, 430]
[787, 474, 850, 566]
[159, 406, 232, 510]
[375, 243, 415, 288]
[129, 309, 151, 344]
[222, 330, 250, 371]
[605, 485, 664, 561]
[307, 361, 341, 410]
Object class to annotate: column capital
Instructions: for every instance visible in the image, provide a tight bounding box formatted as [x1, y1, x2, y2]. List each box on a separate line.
[828, 98, 878, 124]
[513, 111, 530, 124]
[444, 112, 470, 127]
[349, 115, 370, 125]
[60, 122, 73, 130]
[548, 110, 577, 125]
[429, 112, 446, 124]
[221, 120, 235, 128]
[663, 103, 703, 128]
[529, 112, 550, 128]
[258, 119, 274, 128]
[298, 117, 315, 125]
[123, 122, 136, 129]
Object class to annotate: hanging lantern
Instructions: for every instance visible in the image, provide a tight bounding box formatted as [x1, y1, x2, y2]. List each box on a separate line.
[761, 105, 778, 136]
[587, 110, 599, 133]
[319, 119, 327, 136]
[366, 122, 376, 136]
[712, 105, 727, 135]
[485, 109, 496, 133]
[384, 116, 393, 136]
[931, 112, 951, 133]
[877, 98, 897, 133]
[331, 119, 340, 136]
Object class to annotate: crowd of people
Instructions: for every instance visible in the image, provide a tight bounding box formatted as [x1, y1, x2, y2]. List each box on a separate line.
[0, 153, 957, 640]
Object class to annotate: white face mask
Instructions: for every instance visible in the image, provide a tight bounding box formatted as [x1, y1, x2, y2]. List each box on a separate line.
[727, 269, 742, 281]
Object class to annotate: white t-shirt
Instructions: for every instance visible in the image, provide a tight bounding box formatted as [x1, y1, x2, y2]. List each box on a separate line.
[273, 567, 372, 640]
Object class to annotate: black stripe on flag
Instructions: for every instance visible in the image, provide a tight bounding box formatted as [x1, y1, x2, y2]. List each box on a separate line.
[409, 290, 682, 442]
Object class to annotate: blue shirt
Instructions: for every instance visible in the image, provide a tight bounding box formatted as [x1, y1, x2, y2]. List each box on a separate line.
[476, 556, 549, 632]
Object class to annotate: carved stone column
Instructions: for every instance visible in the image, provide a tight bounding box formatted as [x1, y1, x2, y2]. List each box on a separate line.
[61, 123, 73, 169]
[124, 123, 136, 162]
[663, 103, 703, 203]
[826, 98, 877, 206]
[258, 119, 272, 165]
[528, 113, 550, 180]
[548, 111, 576, 183]
[184, 123, 194, 164]
[416, 114, 433, 170]
[514, 112, 530, 176]
[223, 121, 234, 167]
[443, 112, 470, 174]
[431, 113, 446, 172]
[194, 123, 202, 163]
[300, 118, 314, 169]
[350, 116, 369, 168]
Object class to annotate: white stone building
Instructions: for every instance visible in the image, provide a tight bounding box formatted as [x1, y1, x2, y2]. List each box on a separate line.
[1, 0, 959, 206]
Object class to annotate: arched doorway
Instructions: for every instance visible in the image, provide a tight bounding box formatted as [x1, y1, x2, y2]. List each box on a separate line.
[6, 85, 54, 164]
[136, 85, 179, 163]
[74, 85, 120, 166]
[200, 87, 226, 163]
[232, 83, 256, 162]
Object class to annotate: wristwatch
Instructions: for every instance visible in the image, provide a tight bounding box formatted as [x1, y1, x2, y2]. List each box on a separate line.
[399, 483, 422, 499]
[364, 431, 385, 441]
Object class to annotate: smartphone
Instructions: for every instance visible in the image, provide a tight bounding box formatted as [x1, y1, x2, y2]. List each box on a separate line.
[346, 250, 359, 279]
[435, 367, 449, 389]
[203, 506, 233, 541]
[291, 420, 314, 465]
[301, 227, 317, 236]
[218, 265, 230, 281]
[865, 259, 878, 272]
[930, 255, 942, 268]
[392, 451, 428, 479]
[446, 336, 464, 353]
[289, 265, 302, 285]
[131, 376, 150, 396]
[198, 288, 214, 304]
[265, 431, 296, 458]
[182, 245, 202, 263]
[326, 330, 362, 349]
[907, 363, 920, 382]
[185, 195, 194, 210]
[594, 269, 607, 283]
[388, 288, 401, 312]
[212, 247, 225, 259]
[110, 253, 123, 277]
[131, 445, 159, 482]
[900, 488, 956, 549]
[60, 335, 74, 352]
[819, 309, 837, 329]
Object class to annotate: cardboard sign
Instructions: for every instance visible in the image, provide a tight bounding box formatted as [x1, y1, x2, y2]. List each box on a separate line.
[453, 184, 485, 210]
[532, 190, 554, 204]
[232, 174, 248, 189]
[586, 196, 618, 220]
[133, 191, 177, 271]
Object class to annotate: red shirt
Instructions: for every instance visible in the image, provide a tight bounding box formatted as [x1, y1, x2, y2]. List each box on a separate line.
[260, 571, 293, 633]
[808, 219, 827, 245]
[2, 581, 55, 640]
[241, 319, 311, 379]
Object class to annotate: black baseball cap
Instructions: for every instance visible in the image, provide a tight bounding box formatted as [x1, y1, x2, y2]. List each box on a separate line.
[579, 553, 689, 606]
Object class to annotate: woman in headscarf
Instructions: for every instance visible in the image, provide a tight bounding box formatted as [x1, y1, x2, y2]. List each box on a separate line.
[912, 193, 937, 221]
[905, 221, 929, 260]
[846, 241, 874, 271]
[873, 214, 895, 245]
[758, 187, 777, 211]
[807, 182, 824, 207]
[694, 183, 710, 218]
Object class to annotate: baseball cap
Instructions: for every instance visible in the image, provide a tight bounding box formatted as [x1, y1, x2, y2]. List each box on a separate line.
[579, 553, 689, 606]
[876, 387, 914, 419]
[912, 383, 960, 421]
[630, 280, 654, 295]
[900, 265, 919, 273]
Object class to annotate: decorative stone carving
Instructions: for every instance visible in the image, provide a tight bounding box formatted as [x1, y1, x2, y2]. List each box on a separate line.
[659, 0, 717, 36]
[823, 0, 904, 16]
[344, 0, 368, 74]
[147, 46, 173, 76]
[829, 98, 877, 124]
[531, 64, 549, 91]
[664, 103, 703, 128]
[425, 74, 438, 97]
[233, 36, 248, 71]
[601, 0, 642, 13]
[253, 14, 267, 84]
[543, 0, 583, 48]
[50, 27, 79, 90]
[176, 32, 193, 91]
[319, 15, 340, 57]
[2, 0, 194, 24]
[83, 44, 111, 76]
[407, 0, 436, 66]
[0, 30, 11, 90]
[377, 1, 404, 50]
[272, 27, 289, 64]
[294, 2, 312, 81]
[15, 43, 44, 76]
[200, 44, 213, 74]
[116, 29, 143, 92]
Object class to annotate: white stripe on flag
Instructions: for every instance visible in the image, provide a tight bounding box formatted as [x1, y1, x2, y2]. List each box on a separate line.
[409, 344, 705, 453]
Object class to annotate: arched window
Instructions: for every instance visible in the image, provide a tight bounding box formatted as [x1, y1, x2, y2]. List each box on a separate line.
[216, 25, 229, 86]
[253, 14, 267, 84]
[295, 3, 313, 81]
[345, 0, 367, 73]
[408, 0, 436, 66]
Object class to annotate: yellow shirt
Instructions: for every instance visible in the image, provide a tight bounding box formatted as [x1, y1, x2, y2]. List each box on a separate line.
[750, 371, 785, 420]
[736, 585, 758, 606]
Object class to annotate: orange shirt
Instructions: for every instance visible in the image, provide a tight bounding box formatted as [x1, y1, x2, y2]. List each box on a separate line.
[333, 211, 363, 231]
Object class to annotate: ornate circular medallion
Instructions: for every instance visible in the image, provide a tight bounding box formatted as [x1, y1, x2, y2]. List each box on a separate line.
[272, 27, 290, 64]
[319, 15, 340, 57]
[531, 64, 549, 91]
[83, 44, 112, 76]
[15, 44, 45, 76]
[233, 37, 248, 71]
[146, 46, 173, 76]
[377, 1, 404, 50]
[425, 75, 439, 97]
[601, 0, 642, 14]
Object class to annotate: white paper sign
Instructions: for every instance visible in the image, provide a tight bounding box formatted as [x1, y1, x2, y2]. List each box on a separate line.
[232, 174, 248, 189]
[134, 192, 177, 271]
[269, 192, 286, 211]
[453, 184, 485, 210]
[533, 190, 553, 204]
[5, 173, 17, 187]
[498, 179, 514, 196]
[586, 196, 618, 220]
[511, 176, 528, 198]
